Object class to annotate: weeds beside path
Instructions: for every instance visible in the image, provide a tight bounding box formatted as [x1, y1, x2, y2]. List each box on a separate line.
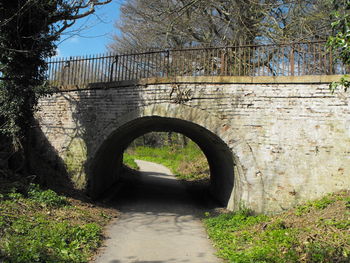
[0, 175, 117, 263]
[204, 191, 350, 263]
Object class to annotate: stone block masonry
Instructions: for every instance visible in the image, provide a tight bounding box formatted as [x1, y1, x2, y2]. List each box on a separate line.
[36, 76, 350, 213]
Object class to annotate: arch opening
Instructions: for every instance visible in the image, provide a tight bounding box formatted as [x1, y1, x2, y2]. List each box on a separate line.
[123, 131, 210, 181]
[89, 116, 235, 207]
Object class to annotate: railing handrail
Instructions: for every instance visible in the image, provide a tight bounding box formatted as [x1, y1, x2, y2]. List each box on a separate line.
[46, 40, 348, 88]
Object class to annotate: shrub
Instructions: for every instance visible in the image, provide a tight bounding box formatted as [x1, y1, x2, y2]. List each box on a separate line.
[27, 184, 69, 208]
[2, 218, 101, 263]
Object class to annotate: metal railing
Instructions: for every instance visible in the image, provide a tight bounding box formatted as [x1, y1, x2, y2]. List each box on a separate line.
[47, 41, 349, 87]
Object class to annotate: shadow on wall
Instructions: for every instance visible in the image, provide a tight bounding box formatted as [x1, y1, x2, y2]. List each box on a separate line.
[32, 86, 137, 197]
[1, 113, 84, 199]
[28, 120, 74, 194]
[39, 84, 236, 207]
[63, 85, 145, 195]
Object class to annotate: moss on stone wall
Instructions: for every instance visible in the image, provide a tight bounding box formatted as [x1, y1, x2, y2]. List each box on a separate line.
[63, 138, 87, 189]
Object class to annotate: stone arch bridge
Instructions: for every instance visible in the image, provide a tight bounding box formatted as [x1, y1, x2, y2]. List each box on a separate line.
[36, 75, 350, 213]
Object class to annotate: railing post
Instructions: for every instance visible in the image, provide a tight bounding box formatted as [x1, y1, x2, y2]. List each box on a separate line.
[220, 49, 226, 76]
[290, 47, 295, 76]
[165, 50, 170, 77]
[63, 60, 71, 86]
[109, 55, 118, 82]
[329, 48, 333, 74]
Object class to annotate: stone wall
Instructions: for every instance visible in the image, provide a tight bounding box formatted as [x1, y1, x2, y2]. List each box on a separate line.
[36, 76, 350, 213]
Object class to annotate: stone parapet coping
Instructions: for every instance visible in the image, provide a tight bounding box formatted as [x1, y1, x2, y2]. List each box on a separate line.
[139, 75, 343, 85]
[56, 75, 344, 91]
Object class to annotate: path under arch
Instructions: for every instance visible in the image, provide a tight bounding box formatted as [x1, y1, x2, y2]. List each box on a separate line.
[90, 116, 237, 208]
[94, 160, 221, 263]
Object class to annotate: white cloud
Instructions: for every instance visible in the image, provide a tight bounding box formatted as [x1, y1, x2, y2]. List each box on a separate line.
[68, 36, 80, 44]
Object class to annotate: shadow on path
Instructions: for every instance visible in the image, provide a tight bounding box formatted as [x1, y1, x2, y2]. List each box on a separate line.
[94, 160, 222, 263]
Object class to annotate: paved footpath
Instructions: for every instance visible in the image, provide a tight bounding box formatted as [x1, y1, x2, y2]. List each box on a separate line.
[94, 159, 221, 263]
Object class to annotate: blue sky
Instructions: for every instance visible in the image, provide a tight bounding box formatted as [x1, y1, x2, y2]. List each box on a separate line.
[55, 0, 122, 58]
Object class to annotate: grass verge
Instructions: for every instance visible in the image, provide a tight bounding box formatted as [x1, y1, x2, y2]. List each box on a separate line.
[0, 176, 117, 263]
[204, 191, 350, 263]
[123, 153, 139, 170]
[124, 141, 209, 181]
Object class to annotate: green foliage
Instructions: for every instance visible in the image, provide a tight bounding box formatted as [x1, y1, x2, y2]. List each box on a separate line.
[344, 197, 350, 208]
[205, 192, 350, 263]
[123, 153, 139, 170]
[204, 210, 298, 263]
[0, 183, 106, 263]
[305, 242, 350, 263]
[2, 219, 101, 263]
[126, 145, 189, 173]
[0, 1, 59, 138]
[295, 195, 335, 216]
[125, 140, 209, 180]
[1, 184, 69, 208]
[330, 75, 350, 92]
[322, 219, 350, 229]
[204, 208, 267, 231]
[7, 188, 23, 200]
[328, 0, 350, 64]
[27, 184, 69, 208]
[327, 0, 350, 92]
[0, 0, 111, 156]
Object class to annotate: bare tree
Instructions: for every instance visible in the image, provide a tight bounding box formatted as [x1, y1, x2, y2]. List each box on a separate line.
[109, 0, 334, 52]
